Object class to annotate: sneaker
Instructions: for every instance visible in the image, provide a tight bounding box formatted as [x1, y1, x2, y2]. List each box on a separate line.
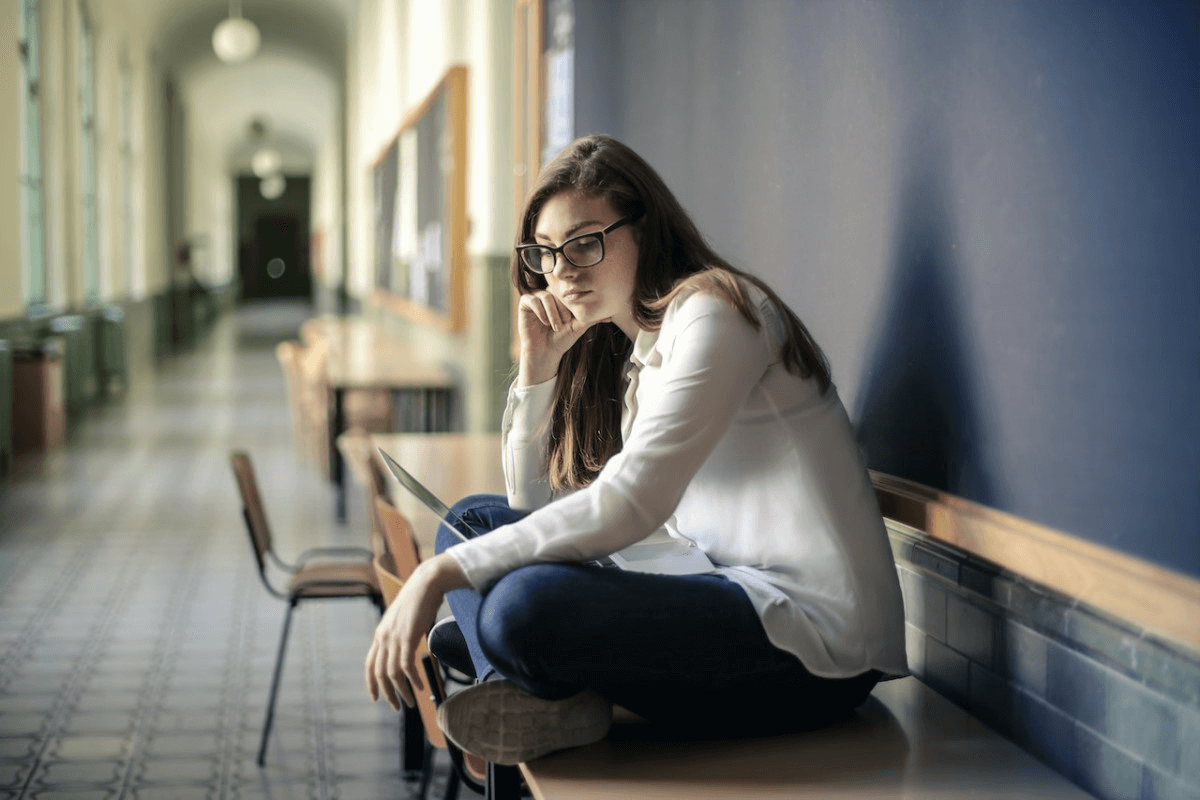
[436, 679, 612, 765]
[428, 616, 476, 680]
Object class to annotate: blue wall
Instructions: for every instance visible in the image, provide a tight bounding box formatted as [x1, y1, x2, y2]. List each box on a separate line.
[573, 0, 1200, 577]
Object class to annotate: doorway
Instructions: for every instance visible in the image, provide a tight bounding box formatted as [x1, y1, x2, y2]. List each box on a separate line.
[237, 175, 313, 301]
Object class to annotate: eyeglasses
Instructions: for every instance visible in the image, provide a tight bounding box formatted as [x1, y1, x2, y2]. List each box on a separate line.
[516, 217, 633, 275]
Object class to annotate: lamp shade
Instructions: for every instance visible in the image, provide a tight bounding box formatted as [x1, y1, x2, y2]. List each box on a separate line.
[251, 148, 281, 177]
[212, 16, 260, 64]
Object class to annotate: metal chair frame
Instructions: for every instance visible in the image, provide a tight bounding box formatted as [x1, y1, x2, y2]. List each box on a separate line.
[230, 451, 384, 766]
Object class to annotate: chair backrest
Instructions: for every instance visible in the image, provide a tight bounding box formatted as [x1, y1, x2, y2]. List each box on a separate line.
[366, 451, 392, 558]
[374, 495, 422, 580]
[372, 552, 448, 750]
[297, 340, 331, 475]
[230, 451, 273, 575]
[373, 552, 404, 605]
[298, 338, 329, 395]
[275, 341, 308, 459]
[275, 340, 300, 387]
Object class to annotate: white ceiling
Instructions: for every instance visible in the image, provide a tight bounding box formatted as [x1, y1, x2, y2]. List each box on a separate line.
[137, 0, 356, 173]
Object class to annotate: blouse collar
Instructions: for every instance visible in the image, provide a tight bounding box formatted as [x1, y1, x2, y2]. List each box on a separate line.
[630, 327, 659, 368]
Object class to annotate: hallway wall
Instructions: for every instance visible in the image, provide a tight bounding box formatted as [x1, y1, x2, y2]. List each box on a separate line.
[345, 0, 515, 432]
[1, 0, 20, 316]
[1, 0, 171, 317]
[572, 0, 1200, 580]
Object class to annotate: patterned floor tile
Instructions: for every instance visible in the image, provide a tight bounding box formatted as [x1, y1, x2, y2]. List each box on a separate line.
[141, 734, 219, 759]
[0, 696, 61, 715]
[58, 712, 136, 736]
[135, 757, 217, 785]
[34, 757, 122, 785]
[129, 787, 210, 800]
[0, 761, 32, 791]
[0, 740, 37, 761]
[0, 305, 483, 800]
[0, 716, 50, 739]
[27, 789, 114, 800]
[46, 736, 130, 761]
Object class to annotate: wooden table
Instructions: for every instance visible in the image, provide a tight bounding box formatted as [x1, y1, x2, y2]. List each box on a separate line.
[308, 316, 458, 522]
[369, 433, 503, 556]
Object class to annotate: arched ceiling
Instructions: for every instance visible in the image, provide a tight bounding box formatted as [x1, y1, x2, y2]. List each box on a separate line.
[138, 0, 354, 173]
[184, 48, 337, 172]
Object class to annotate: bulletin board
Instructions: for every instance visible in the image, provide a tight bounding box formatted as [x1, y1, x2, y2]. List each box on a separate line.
[511, 0, 544, 356]
[371, 65, 468, 331]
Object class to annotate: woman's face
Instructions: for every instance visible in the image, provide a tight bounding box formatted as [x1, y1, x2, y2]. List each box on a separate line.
[533, 191, 640, 340]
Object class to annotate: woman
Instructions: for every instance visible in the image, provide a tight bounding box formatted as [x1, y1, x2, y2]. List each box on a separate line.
[365, 135, 907, 766]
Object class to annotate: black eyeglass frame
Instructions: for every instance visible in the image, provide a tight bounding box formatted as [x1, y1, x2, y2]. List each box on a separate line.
[516, 216, 634, 275]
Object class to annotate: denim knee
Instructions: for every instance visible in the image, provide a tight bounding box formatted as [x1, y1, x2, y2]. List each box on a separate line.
[476, 565, 581, 699]
[436, 493, 513, 554]
[448, 493, 505, 521]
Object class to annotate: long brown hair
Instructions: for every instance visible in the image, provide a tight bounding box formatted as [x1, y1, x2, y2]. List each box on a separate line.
[514, 135, 830, 492]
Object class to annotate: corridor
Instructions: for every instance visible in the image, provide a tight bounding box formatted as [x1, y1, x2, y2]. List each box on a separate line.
[0, 302, 464, 800]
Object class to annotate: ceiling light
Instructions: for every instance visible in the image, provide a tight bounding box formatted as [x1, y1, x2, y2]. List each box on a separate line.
[251, 148, 281, 177]
[212, 1, 260, 64]
[260, 174, 286, 200]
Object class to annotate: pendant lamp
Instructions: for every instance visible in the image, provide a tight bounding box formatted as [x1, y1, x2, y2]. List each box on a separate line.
[212, 0, 260, 64]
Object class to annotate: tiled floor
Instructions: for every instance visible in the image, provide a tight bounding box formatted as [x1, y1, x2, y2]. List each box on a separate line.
[0, 302, 476, 800]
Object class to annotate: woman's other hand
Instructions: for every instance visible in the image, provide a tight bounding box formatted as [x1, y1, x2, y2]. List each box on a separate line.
[365, 553, 470, 711]
[517, 290, 591, 387]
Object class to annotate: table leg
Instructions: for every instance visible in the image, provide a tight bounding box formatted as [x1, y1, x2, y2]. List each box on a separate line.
[331, 386, 347, 523]
[486, 762, 522, 800]
[441, 388, 452, 430]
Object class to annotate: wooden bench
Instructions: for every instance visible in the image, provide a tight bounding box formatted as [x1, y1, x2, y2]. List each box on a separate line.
[370, 434, 1093, 800]
[518, 677, 1090, 799]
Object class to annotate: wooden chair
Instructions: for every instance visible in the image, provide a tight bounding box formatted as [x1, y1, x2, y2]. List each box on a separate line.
[373, 496, 487, 800]
[275, 341, 311, 462]
[297, 339, 393, 479]
[335, 429, 392, 558]
[229, 450, 384, 766]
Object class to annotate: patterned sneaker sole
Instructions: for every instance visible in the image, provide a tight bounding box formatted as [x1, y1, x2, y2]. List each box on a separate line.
[437, 680, 612, 766]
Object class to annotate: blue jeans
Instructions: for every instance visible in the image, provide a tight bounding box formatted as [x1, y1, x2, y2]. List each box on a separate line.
[438, 494, 880, 734]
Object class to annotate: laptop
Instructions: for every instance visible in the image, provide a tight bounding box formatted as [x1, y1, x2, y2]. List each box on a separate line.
[376, 447, 715, 575]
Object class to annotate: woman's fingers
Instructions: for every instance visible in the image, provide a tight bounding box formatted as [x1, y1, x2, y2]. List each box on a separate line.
[518, 293, 548, 328]
[364, 556, 466, 712]
[520, 290, 575, 334]
[366, 634, 413, 711]
[539, 292, 566, 331]
[386, 639, 414, 709]
[365, 639, 381, 701]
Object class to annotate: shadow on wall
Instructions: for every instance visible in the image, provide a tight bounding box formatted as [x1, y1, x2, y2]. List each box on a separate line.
[854, 132, 996, 506]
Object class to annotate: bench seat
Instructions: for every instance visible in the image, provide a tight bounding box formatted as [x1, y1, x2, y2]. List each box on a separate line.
[518, 676, 1090, 799]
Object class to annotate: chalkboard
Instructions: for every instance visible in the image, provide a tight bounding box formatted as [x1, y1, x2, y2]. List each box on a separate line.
[371, 65, 468, 331]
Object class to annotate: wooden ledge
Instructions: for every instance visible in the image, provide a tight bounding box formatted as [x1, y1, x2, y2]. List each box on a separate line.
[870, 471, 1200, 655]
[519, 677, 1090, 799]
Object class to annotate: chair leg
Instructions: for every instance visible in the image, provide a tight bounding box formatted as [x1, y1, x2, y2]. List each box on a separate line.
[403, 703, 426, 777]
[443, 760, 461, 800]
[422, 655, 487, 797]
[417, 739, 434, 800]
[258, 599, 298, 766]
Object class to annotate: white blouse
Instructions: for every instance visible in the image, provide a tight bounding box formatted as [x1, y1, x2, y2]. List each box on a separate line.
[447, 284, 909, 679]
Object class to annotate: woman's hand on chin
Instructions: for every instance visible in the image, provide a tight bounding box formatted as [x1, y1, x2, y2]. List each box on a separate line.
[364, 553, 470, 711]
[517, 290, 592, 387]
